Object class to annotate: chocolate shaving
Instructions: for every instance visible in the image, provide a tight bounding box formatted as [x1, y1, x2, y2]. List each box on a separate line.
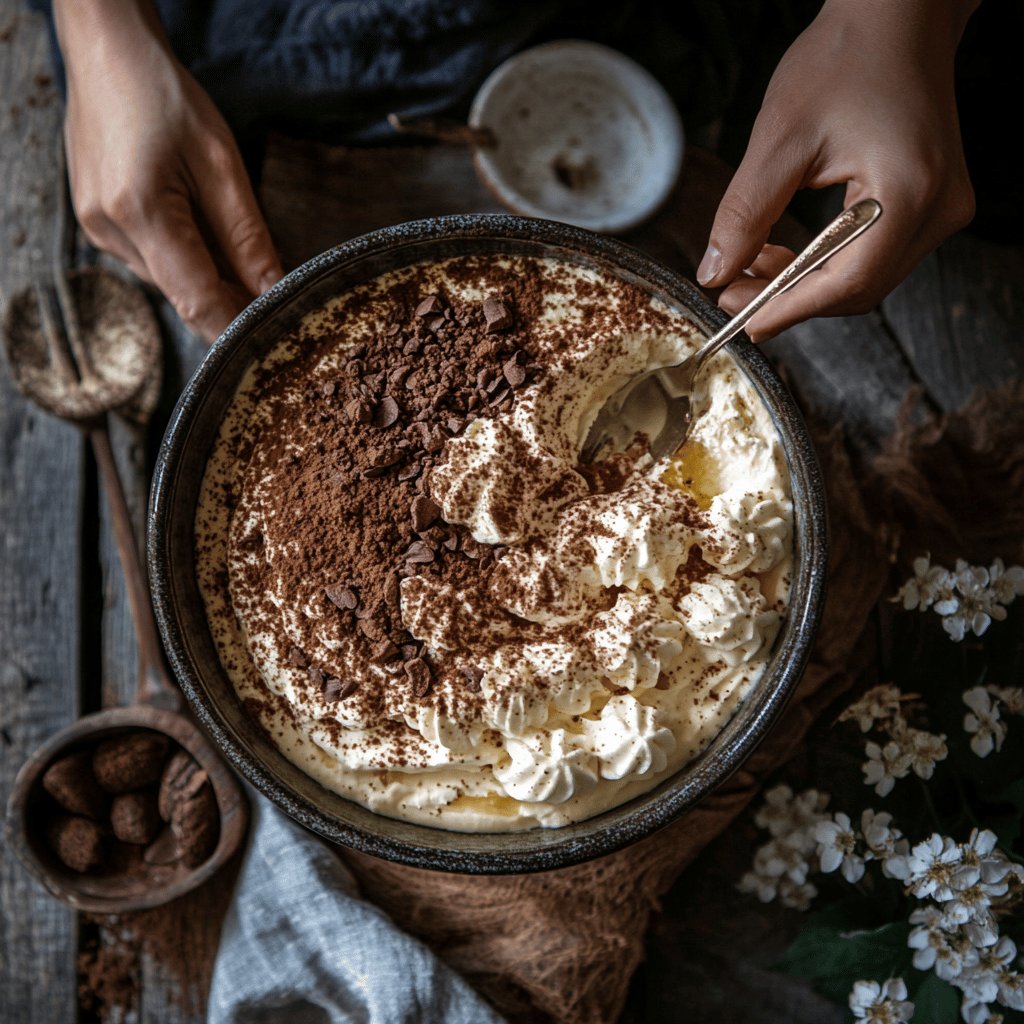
[322, 677, 359, 701]
[411, 495, 441, 532]
[374, 395, 401, 429]
[405, 540, 435, 564]
[482, 294, 512, 333]
[325, 585, 359, 610]
[415, 295, 443, 317]
[405, 658, 433, 697]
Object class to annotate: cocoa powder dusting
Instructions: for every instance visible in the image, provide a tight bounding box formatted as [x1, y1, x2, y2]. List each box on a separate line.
[228, 260, 553, 741]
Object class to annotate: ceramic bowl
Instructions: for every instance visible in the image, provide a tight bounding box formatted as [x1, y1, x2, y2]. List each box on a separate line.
[149, 215, 827, 874]
[469, 41, 683, 234]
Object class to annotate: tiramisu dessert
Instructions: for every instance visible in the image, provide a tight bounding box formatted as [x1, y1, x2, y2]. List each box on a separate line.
[195, 253, 793, 831]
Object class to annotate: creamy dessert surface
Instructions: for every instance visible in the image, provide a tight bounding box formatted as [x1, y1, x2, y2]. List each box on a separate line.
[196, 253, 793, 832]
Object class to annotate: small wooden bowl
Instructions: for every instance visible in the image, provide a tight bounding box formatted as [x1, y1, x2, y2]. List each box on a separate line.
[4, 706, 248, 914]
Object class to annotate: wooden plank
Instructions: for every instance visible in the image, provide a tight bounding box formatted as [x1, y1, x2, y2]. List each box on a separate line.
[880, 232, 1024, 410]
[0, 3, 79, 1021]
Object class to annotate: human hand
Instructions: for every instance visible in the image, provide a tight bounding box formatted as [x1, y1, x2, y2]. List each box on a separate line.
[55, 0, 283, 342]
[697, 0, 979, 341]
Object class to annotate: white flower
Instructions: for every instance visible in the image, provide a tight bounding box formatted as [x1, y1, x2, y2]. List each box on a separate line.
[814, 812, 866, 882]
[863, 740, 912, 796]
[840, 684, 905, 733]
[960, 938, 1019, 1011]
[849, 977, 914, 1022]
[777, 876, 818, 911]
[963, 688, 1008, 757]
[942, 560, 1006, 641]
[901, 834, 967, 901]
[986, 685, 1024, 716]
[753, 784, 828, 840]
[908, 905, 978, 981]
[998, 968, 1024, 1012]
[961, 830, 1015, 890]
[905, 728, 949, 779]
[987, 558, 1024, 606]
[896, 554, 956, 612]
[861, 809, 904, 861]
[753, 836, 812, 884]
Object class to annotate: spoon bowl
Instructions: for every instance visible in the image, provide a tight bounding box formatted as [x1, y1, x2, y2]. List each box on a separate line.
[581, 199, 883, 463]
[3, 267, 160, 423]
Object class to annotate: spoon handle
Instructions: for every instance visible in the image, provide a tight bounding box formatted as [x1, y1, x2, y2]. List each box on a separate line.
[695, 198, 883, 366]
[90, 424, 182, 711]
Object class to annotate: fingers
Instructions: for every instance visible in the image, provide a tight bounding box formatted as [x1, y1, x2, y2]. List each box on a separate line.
[132, 192, 251, 341]
[194, 138, 283, 296]
[697, 124, 807, 288]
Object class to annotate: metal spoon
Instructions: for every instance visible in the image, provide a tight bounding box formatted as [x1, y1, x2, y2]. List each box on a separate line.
[580, 199, 883, 464]
[2, 184, 246, 913]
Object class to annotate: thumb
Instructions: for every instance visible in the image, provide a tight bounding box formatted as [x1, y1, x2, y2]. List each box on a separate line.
[197, 141, 283, 296]
[698, 130, 806, 288]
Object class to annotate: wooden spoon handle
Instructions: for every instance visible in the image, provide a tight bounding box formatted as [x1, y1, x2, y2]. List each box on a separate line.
[89, 424, 181, 711]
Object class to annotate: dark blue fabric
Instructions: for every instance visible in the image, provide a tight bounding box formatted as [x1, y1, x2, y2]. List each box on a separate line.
[28, 0, 760, 144]
[155, 0, 568, 140]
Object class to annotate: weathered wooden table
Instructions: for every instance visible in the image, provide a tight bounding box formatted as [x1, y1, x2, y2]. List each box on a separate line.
[2, 4, 1022, 1021]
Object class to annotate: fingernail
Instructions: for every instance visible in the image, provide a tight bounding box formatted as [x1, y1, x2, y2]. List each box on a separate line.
[696, 246, 723, 286]
[259, 271, 282, 294]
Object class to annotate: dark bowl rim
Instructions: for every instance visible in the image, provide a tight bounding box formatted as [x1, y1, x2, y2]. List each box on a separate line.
[148, 213, 828, 874]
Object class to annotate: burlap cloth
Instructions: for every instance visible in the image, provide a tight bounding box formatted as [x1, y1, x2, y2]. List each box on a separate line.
[337, 383, 1024, 1024]
[258, 138, 1024, 1023]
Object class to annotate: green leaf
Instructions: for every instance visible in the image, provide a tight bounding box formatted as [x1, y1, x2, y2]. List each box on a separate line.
[777, 904, 912, 1004]
[905, 970, 958, 1024]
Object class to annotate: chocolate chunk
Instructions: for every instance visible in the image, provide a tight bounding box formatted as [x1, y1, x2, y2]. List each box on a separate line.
[476, 367, 493, 389]
[424, 428, 446, 454]
[397, 462, 422, 483]
[460, 666, 484, 692]
[405, 658, 433, 697]
[488, 386, 510, 406]
[42, 750, 106, 819]
[374, 395, 401, 429]
[424, 315, 446, 333]
[321, 381, 337, 398]
[372, 640, 400, 663]
[445, 416, 465, 435]
[111, 790, 161, 845]
[411, 495, 441, 532]
[402, 337, 423, 357]
[47, 815, 105, 873]
[158, 750, 210, 822]
[286, 646, 308, 668]
[389, 365, 412, 388]
[442, 533, 459, 552]
[323, 677, 359, 701]
[485, 375, 505, 395]
[307, 665, 325, 687]
[361, 448, 403, 478]
[503, 355, 527, 388]
[405, 540, 435, 564]
[93, 733, 169, 793]
[325, 585, 359, 610]
[483, 294, 512, 333]
[415, 295, 443, 317]
[345, 398, 373, 424]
